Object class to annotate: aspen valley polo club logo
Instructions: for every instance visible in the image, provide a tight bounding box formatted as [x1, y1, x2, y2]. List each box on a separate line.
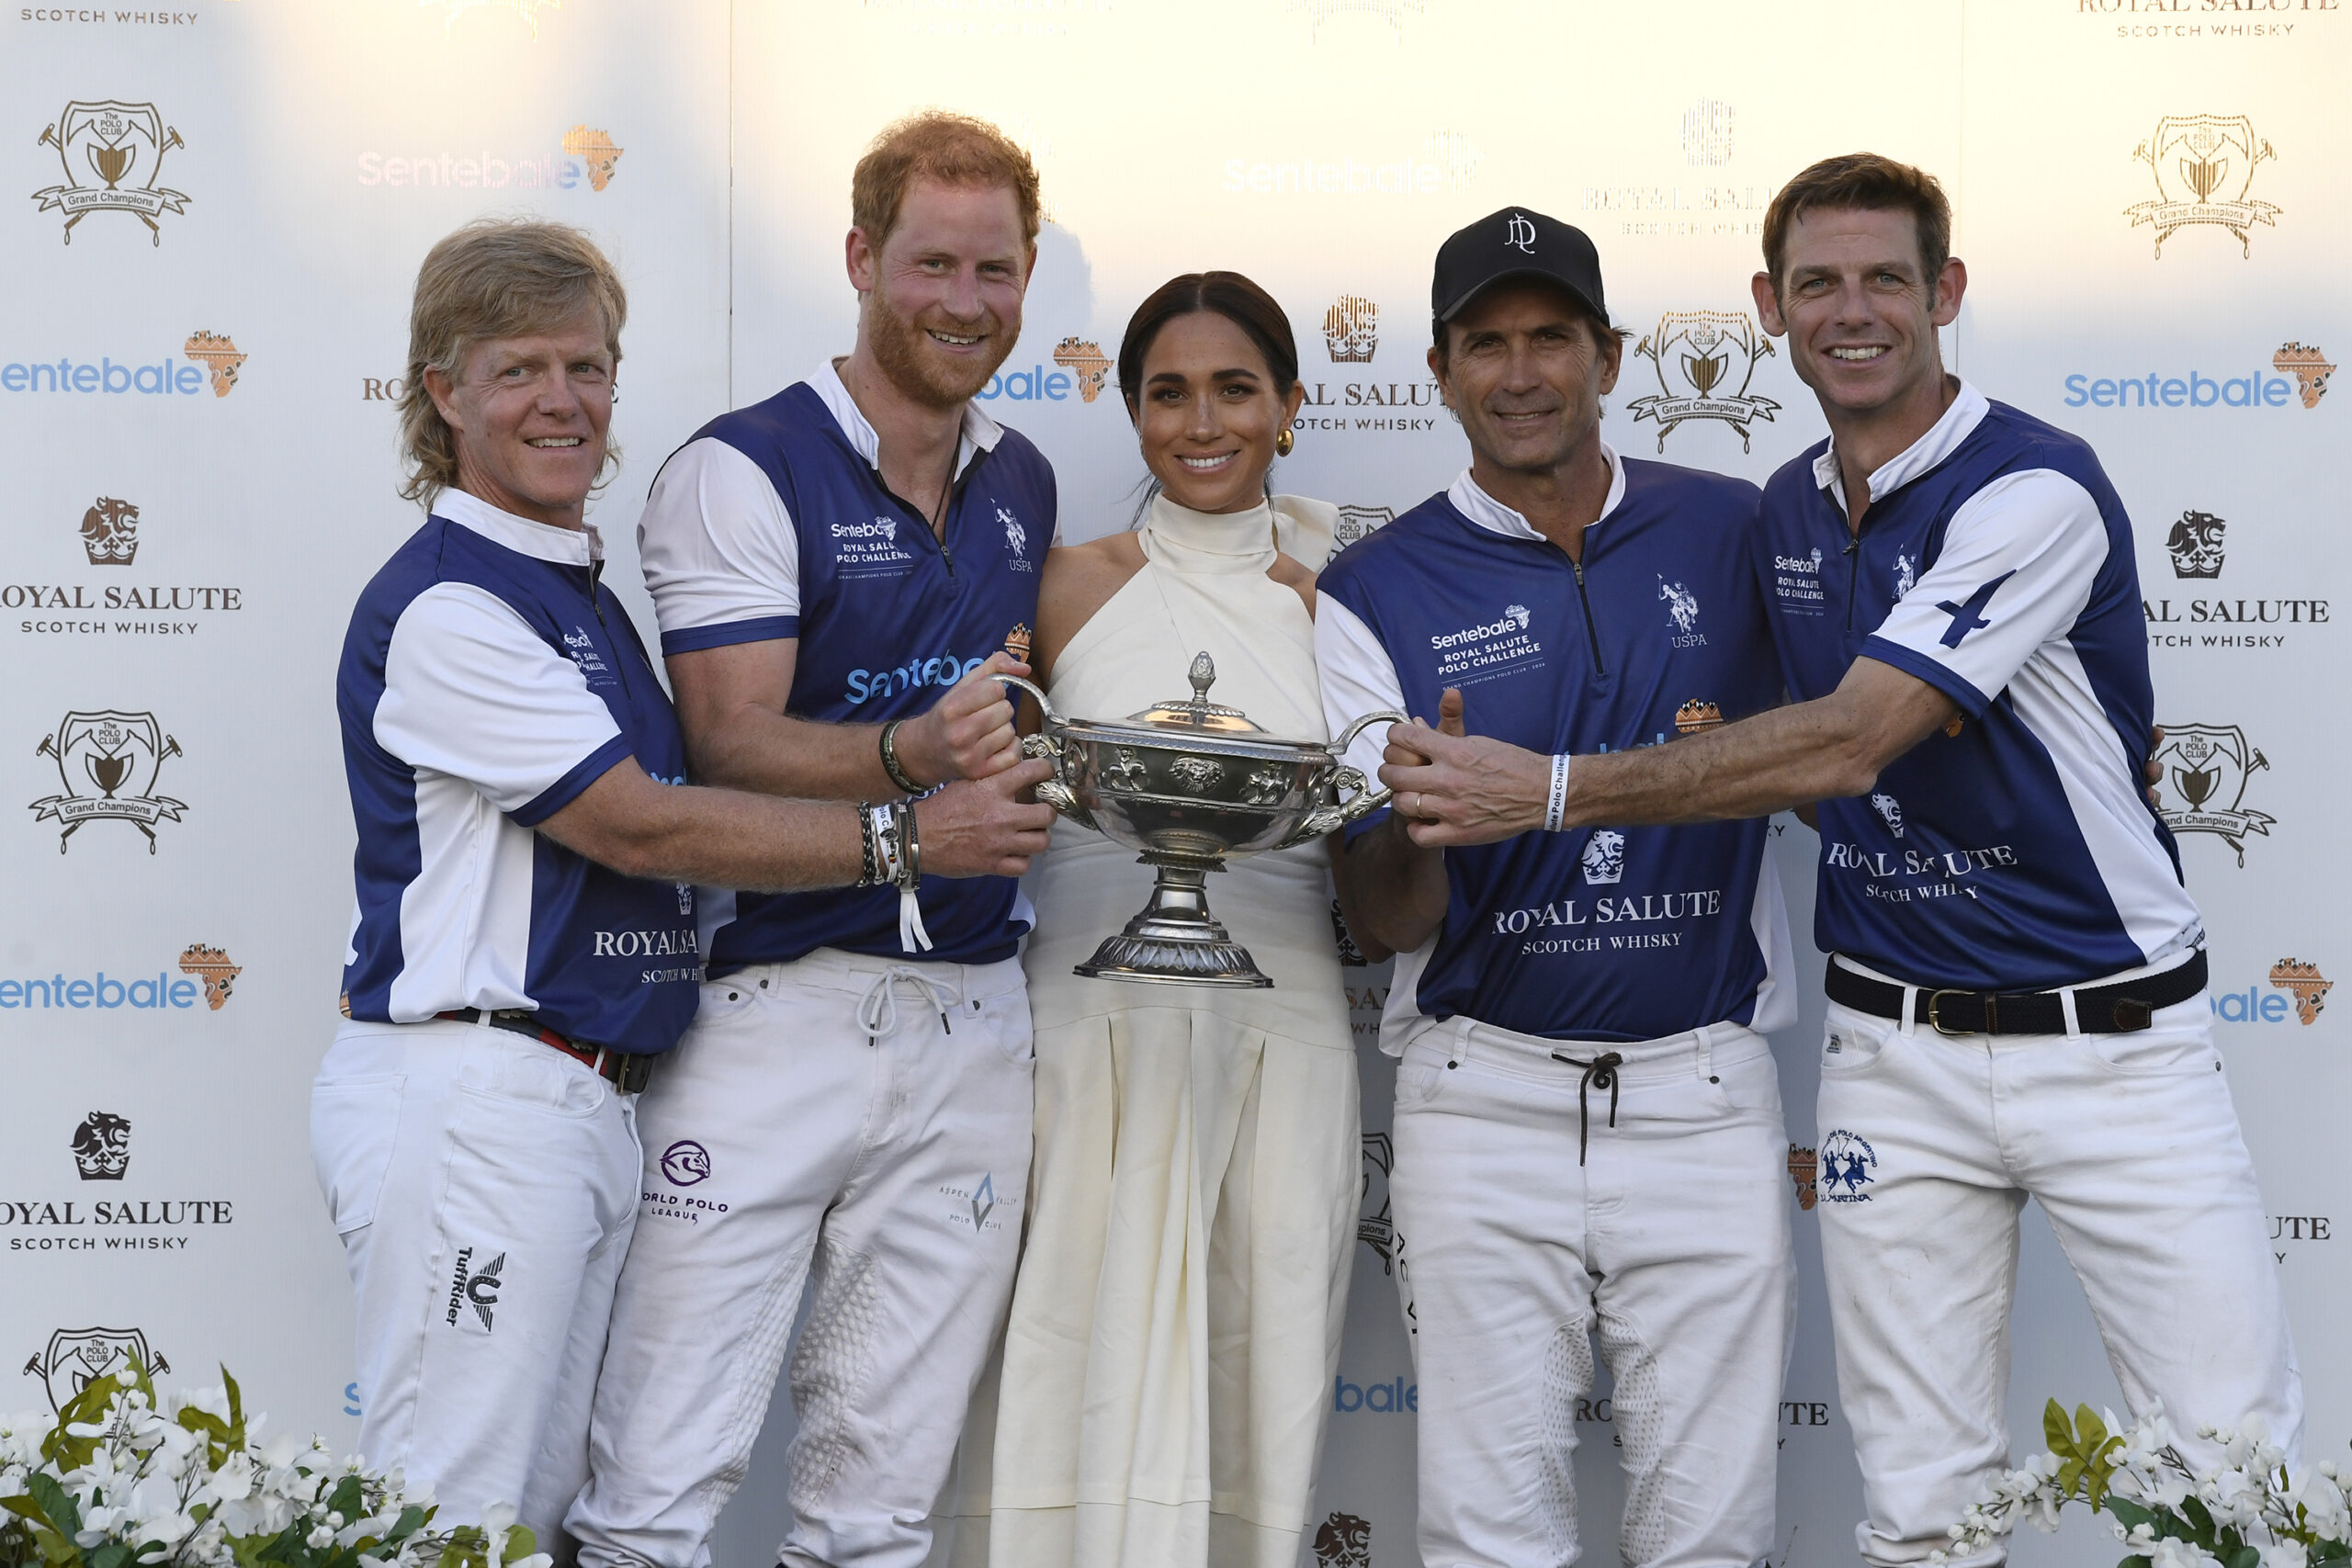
[2127, 115, 2280, 257]
[1627, 310, 1781, 451]
[22, 1328, 168, 1413]
[6, 1111, 234, 1257]
[10, 495, 247, 638]
[29, 710, 186, 852]
[32, 100, 187, 245]
[2152, 722, 2275, 863]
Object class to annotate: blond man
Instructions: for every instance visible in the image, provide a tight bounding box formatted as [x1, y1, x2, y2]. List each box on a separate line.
[566, 115, 1055, 1568]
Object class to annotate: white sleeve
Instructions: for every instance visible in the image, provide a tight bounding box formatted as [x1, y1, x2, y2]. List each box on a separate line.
[1315, 592, 1408, 825]
[636, 436, 802, 655]
[1863, 469, 2109, 715]
[375, 582, 629, 824]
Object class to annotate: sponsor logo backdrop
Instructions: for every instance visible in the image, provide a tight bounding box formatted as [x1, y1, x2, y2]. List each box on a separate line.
[0, 4, 2342, 1566]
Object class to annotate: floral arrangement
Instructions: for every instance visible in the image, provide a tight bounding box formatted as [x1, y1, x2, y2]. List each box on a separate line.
[1938, 1399, 2350, 1568]
[0, 1361, 546, 1568]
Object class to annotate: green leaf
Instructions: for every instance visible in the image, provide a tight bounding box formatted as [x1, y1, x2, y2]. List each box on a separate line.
[2181, 1496, 2219, 1548]
[2121, 1556, 2154, 1568]
[381, 1506, 426, 1546]
[222, 1365, 247, 1452]
[2075, 1404, 2109, 1451]
[2045, 1399, 2077, 1460]
[507, 1524, 537, 1559]
[2230, 1546, 2260, 1568]
[24, 1477, 80, 1544]
[2107, 1497, 2155, 1529]
[87, 1541, 135, 1568]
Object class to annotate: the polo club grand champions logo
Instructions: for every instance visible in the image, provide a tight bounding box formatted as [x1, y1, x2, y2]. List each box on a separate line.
[1051, 337, 1111, 403]
[1627, 310, 1780, 451]
[2153, 722, 2275, 863]
[71, 1111, 132, 1181]
[22, 1327, 169, 1413]
[559, 126, 622, 190]
[184, 332, 244, 398]
[2127, 115, 2280, 258]
[33, 101, 188, 245]
[1323, 293, 1379, 363]
[2274, 344, 2334, 409]
[2167, 510, 2227, 578]
[1334, 503, 1393, 550]
[178, 944, 241, 1010]
[79, 498, 141, 565]
[31, 710, 187, 852]
[2270, 959, 2333, 1026]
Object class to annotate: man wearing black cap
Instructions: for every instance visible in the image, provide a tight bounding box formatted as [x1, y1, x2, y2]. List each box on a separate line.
[1316, 208, 1798, 1568]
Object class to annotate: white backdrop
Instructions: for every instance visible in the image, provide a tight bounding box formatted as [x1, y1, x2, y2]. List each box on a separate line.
[0, 5, 2343, 1567]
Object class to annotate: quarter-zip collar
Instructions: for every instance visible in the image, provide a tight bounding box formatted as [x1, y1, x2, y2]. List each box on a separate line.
[433, 485, 604, 567]
[1446, 440, 1626, 543]
[1812, 378, 1989, 514]
[815, 357, 1002, 482]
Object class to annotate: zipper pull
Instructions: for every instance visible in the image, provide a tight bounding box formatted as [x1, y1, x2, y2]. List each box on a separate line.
[941, 544, 957, 577]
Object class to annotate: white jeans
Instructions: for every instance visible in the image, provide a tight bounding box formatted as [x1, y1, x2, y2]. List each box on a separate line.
[1815, 962, 2302, 1568]
[567, 949, 1035, 1568]
[1390, 1016, 1795, 1568]
[311, 1017, 644, 1558]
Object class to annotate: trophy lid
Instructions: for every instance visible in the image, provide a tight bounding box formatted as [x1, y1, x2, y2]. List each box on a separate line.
[1120, 652, 1266, 736]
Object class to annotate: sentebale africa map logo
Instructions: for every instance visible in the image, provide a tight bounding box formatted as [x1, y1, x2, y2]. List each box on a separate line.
[32, 101, 189, 245]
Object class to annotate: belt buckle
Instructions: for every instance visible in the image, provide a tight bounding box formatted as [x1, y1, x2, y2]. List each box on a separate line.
[1926, 988, 1974, 1036]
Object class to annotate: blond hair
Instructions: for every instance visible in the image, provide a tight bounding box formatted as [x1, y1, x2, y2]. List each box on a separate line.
[398, 219, 628, 504]
[851, 111, 1043, 253]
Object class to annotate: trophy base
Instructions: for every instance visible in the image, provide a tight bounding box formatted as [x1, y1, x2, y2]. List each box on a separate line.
[1072, 856, 1274, 989]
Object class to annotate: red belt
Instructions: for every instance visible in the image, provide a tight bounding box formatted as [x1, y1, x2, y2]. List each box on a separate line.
[436, 1008, 655, 1093]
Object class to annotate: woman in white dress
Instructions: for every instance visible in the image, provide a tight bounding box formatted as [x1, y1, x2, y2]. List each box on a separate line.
[980, 274, 1374, 1568]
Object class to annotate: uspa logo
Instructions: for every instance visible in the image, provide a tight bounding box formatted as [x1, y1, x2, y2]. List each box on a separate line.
[21, 1327, 168, 1412]
[1627, 310, 1779, 452]
[1658, 577, 1704, 644]
[70, 1111, 132, 1180]
[32, 100, 188, 245]
[2167, 509, 2227, 578]
[2126, 115, 2279, 258]
[1322, 294, 1379, 364]
[1313, 1511, 1374, 1567]
[2152, 722, 2275, 863]
[2274, 343, 2334, 408]
[30, 710, 187, 852]
[1818, 1129, 1877, 1202]
[1050, 337, 1112, 403]
[1787, 1144, 1818, 1211]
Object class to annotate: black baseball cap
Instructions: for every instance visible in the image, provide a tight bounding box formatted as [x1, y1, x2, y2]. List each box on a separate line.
[1431, 207, 1608, 329]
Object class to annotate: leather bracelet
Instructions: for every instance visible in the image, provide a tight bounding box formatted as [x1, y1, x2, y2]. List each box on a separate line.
[854, 803, 881, 887]
[878, 720, 924, 796]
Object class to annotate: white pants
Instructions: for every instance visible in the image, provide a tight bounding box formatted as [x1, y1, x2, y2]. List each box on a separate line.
[567, 949, 1035, 1568]
[311, 1017, 644, 1559]
[1815, 963, 2302, 1568]
[1391, 1017, 1795, 1568]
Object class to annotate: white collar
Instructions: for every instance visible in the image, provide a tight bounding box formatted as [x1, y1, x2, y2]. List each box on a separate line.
[435, 485, 603, 565]
[1445, 440, 1625, 543]
[1811, 378, 1990, 509]
[813, 357, 1003, 482]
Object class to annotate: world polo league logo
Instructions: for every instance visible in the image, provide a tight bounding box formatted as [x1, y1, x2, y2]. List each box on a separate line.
[1627, 311, 1781, 452]
[22, 1327, 169, 1414]
[2152, 722, 2275, 864]
[33, 101, 189, 245]
[2126, 115, 2280, 259]
[31, 710, 187, 853]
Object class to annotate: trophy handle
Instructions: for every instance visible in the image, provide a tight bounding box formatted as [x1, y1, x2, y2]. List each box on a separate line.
[1004, 674, 1096, 829]
[1270, 709, 1405, 849]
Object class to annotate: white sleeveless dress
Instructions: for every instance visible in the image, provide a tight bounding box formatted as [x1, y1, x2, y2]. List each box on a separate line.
[967, 494, 1363, 1568]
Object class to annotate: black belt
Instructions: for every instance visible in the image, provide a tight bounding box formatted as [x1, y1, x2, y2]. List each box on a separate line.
[1823, 951, 2207, 1036]
[437, 1008, 655, 1093]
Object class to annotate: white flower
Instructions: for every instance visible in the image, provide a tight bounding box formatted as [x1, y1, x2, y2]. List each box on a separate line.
[2151, 1537, 2222, 1568]
[2258, 1542, 2309, 1568]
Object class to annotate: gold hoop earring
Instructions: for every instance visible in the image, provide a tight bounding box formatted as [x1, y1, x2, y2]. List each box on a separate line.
[1274, 426, 1295, 457]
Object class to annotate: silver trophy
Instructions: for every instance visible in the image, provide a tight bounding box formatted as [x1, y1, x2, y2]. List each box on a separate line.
[1002, 652, 1402, 988]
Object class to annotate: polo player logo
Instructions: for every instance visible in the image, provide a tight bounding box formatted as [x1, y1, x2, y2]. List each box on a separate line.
[1658, 579, 1702, 641]
[1936, 571, 2015, 649]
[2166, 511, 2226, 579]
[2126, 115, 2280, 258]
[2152, 722, 2276, 864]
[30, 710, 187, 852]
[80, 498, 141, 565]
[21, 1327, 170, 1413]
[1580, 829, 1626, 886]
[1894, 552, 1917, 599]
[1504, 211, 1537, 254]
[1818, 1130, 1877, 1202]
[1627, 310, 1781, 452]
[33, 101, 189, 245]
[1358, 1132, 1396, 1274]
[1000, 507, 1027, 558]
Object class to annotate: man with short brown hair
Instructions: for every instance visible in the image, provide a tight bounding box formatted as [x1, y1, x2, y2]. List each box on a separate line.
[566, 113, 1057, 1568]
[1380, 153, 2301, 1568]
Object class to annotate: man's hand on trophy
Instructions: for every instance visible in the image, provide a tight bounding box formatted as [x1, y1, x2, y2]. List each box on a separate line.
[914, 757, 1058, 879]
[1379, 689, 1551, 848]
[899, 651, 1032, 784]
